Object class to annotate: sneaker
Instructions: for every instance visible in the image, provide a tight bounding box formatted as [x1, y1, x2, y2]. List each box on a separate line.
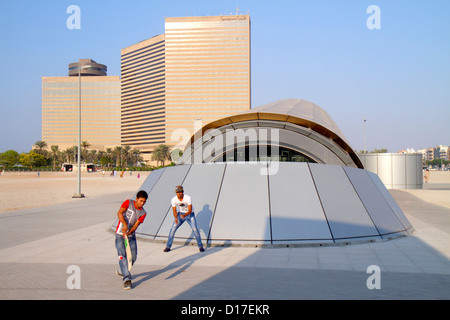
[199, 247, 205, 252]
[123, 280, 132, 290]
[163, 247, 171, 252]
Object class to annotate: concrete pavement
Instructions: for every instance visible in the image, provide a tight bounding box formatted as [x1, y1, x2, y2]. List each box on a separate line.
[0, 186, 449, 301]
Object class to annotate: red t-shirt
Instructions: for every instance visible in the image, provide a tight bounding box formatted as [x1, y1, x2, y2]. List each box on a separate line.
[115, 199, 147, 235]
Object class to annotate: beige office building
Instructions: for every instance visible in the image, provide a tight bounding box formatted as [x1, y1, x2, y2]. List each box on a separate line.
[121, 15, 251, 162]
[42, 60, 121, 151]
[121, 34, 166, 156]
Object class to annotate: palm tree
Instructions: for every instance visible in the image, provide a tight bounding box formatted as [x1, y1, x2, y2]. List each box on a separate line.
[88, 149, 97, 164]
[33, 141, 48, 155]
[152, 144, 171, 166]
[122, 145, 132, 167]
[105, 148, 113, 167]
[81, 141, 91, 149]
[114, 146, 122, 167]
[64, 147, 75, 163]
[81, 141, 91, 163]
[132, 148, 142, 166]
[72, 145, 78, 163]
[50, 145, 59, 170]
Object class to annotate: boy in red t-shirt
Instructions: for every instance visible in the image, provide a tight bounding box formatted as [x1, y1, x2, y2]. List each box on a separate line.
[115, 190, 148, 289]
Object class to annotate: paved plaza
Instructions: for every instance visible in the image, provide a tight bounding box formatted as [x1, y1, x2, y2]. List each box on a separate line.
[0, 182, 449, 301]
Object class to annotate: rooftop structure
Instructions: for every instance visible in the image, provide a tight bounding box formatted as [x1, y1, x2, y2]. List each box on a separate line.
[180, 99, 362, 168]
[68, 59, 107, 76]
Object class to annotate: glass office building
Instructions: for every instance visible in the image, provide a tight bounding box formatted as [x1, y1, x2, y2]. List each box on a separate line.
[121, 15, 251, 162]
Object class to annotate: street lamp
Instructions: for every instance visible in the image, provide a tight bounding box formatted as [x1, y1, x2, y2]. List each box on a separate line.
[363, 118, 367, 168]
[363, 119, 367, 154]
[72, 65, 87, 198]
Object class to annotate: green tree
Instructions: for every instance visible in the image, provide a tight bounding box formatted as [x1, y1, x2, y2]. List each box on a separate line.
[0, 150, 20, 166]
[100, 155, 112, 167]
[114, 146, 122, 167]
[19, 151, 47, 168]
[370, 148, 388, 153]
[122, 145, 132, 166]
[88, 149, 98, 163]
[132, 148, 142, 166]
[50, 145, 60, 170]
[81, 141, 91, 163]
[33, 141, 48, 155]
[105, 148, 113, 167]
[152, 144, 171, 166]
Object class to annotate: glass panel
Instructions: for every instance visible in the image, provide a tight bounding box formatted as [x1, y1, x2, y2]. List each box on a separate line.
[216, 146, 316, 163]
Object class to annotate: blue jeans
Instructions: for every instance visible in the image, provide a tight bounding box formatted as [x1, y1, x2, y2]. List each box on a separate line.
[167, 212, 203, 249]
[115, 234, 137, 282]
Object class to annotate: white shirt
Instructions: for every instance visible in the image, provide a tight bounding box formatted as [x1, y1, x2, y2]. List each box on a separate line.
[171, 194, 193, 214]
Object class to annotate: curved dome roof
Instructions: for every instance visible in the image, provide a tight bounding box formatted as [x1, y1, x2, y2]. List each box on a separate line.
[239, 99, 349, 143]
[122, 99, 413, 247]
[180, 99, 363, 168]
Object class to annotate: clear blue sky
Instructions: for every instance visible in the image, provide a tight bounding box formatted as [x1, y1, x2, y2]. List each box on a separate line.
[1, 0, 449, 153]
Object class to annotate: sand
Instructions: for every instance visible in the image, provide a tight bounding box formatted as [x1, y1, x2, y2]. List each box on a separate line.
[1, 169, 449, 213]
[0, 171, 150, 213]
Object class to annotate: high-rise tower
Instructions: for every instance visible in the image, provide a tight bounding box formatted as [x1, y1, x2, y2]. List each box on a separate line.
[121, 15, 251, 162]
[42, 59, 120, 151]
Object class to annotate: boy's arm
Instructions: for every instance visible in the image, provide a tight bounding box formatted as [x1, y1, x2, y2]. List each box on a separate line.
[126, 213, 146, 236]
[172, 206, 179, 224]
[117, 206, 128, 237]
[181, 204, 192, 219]
[126, 220, 141, 236]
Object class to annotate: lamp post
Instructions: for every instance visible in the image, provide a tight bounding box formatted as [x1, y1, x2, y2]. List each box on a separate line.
[363, 119, 367, 154]
[73, 65, 85, 198]
[363, 118, 367, 168]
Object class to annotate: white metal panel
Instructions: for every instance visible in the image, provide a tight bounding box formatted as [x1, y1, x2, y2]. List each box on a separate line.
[137, 165, 191, 237]
[416, 155, 424, 187]
[405, 154, 417, 187]
[269, 163, 333, 243]
[405, 154, 423, 189]
[155, 163, 226, 242]
[366, 171, 412, 231]
[309, 164, 380, 240]
[392, 155, 407, 189]
[209, 163, 271, 244]
[377, 154, 393, 189]
[138, 167, 165, 194]
[361, 154, 378, 174]
[132, 162, 412, 246]
[344, 167, 405, 235]
[360, 153, 423, 190]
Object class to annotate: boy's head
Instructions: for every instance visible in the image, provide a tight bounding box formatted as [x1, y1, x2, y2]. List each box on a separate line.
[135, 190, 148, 208]
[136, 190, 148, 199]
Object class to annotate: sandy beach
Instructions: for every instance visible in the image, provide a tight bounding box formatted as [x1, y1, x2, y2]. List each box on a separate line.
[0, 169, 449, 213]
[0, 171, 150, 213]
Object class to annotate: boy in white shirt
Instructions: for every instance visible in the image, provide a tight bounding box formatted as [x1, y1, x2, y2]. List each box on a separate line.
[164, 185, 204, 252]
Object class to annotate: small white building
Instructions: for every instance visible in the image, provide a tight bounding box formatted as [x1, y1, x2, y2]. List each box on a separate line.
[61, 163, 96, 172]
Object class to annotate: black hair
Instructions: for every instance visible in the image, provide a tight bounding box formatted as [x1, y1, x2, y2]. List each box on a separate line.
[136, 190, 148, 199]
